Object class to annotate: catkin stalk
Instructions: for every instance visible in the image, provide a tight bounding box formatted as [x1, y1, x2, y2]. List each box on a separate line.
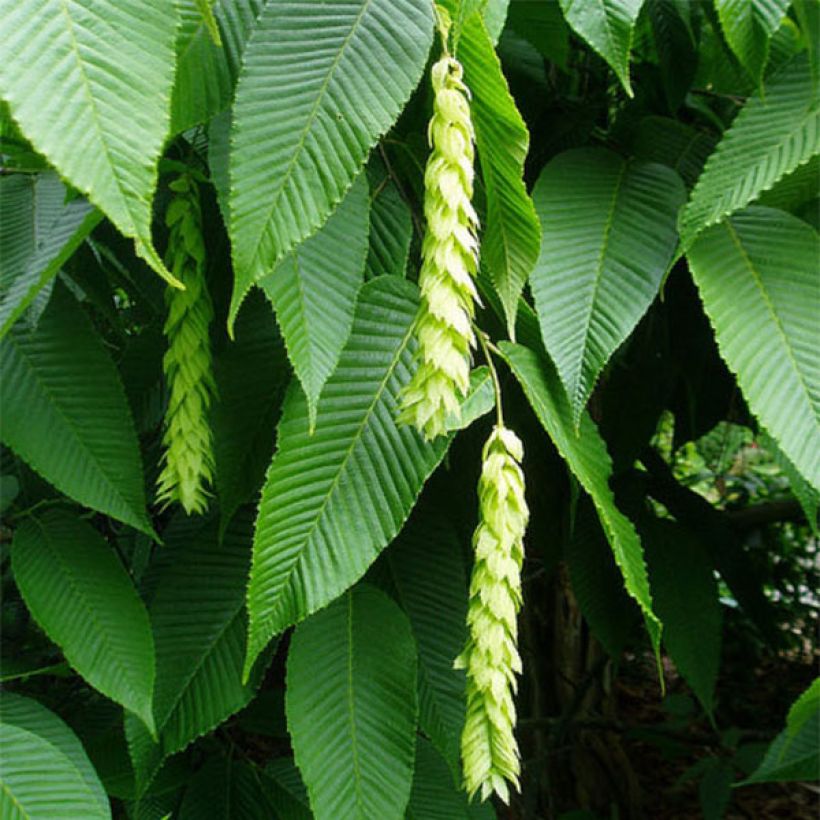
[399, 46, 480, 440]
[455, 425, 528, 803]
[155, 174, 216, 515]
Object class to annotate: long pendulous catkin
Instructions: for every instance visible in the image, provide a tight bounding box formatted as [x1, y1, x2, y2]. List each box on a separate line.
[455, 425, 528, 803]
[155, 174, 216, 515]
[399, 43, 480, 440]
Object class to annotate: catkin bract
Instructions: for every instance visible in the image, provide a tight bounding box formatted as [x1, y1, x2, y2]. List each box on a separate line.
[155, 175, 216, 515]
[455, 425, 528, 803]
[399, 52, 479, 440]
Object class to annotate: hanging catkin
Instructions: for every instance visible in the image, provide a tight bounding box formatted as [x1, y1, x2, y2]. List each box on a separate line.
[155, 174, 216, 515]
[455, 425, 528, 803]
[399, 25, 479, 440]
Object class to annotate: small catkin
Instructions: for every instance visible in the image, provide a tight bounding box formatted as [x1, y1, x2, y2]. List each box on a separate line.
[398, 49, 480, 440]
[455, 425, 528, 803]
[155, 174, 216, 516]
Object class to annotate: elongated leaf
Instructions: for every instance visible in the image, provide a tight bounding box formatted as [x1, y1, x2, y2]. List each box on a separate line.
[760, 431, 819, 535]
[558, 0, 644, 93]
[458, 13, 541, 337]
[648, 0, 698, 110]
[262, 758, 312, 820]
[179, 757, 271, 820]
[365, 158, 413, 280]
[500, 341, 661, 653]
[170, 0, 263, 134]
[680, 54, 820, 247]
[260, 175, 370, 429]
[0, 0, 180, 285]
[0, 173, 100, 337]
[0, 693, 109, 817]
[11, 510, 155, 733]
[0, 722, 110, 819]
[229, 0, 433, 318]
[715, 0, 791, 85]
[126, 512, 269, 792]
[286, 584, 418, 820]
[0, 284, 151, 533]
[687, 207, 820, 489]
[245, 277, 450, 675]
[642, 518, 721, 715]
[385, 504, 468, 778]
[531, 148, 685, 424]
[213, 291, 289, 536]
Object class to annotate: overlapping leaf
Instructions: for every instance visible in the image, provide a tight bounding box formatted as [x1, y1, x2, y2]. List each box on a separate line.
[0, 173, 100, 337]
[0, 284, 152, 533]
[680, 54, 820, 246]
[229, 0, 433, 320]
[286, 584, 418, 820]
[11, 510, 155, 733]
[365, 157, 413, 280]
[687, 207, 820, 489]
[531, 148, 685, 424]
[244, 277, 450, 675]
[500, 341, 661, 654]
[0, 0, 180, 284]
[260, 175, 370, 429]
[457, 13, 541, 337]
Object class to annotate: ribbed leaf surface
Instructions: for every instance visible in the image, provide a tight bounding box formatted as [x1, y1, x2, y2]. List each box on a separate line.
[679, 54, 820, 246]
[687, 207, 820, 489]
[0, 693, 109, 817]
[531, 148, 685, 424]
[558, 0, 644, 93]
[11, 510, 155, 733]
[229, 0, 433, 315]
[407, 738, 495, 820]
[170, 0, 263, 134]
[365, 158, 413, 280]
[0, 173, 100, 337]
[500, 341, 661, 653]
[0, 0, 179, 284]
[760, 431, 819, 535]
[286, 584, 418, 820]
[178, 757, 271, 820]
[262, 758, 312, 820]
[715, 0, 791, 84]
[260, 175, 369, 428]
[386, 505, 468, 778]
[458, 14, 541, 336]
[126, 513, 268, 793]
[0, 284, 151, 533]
[0, 723, 110, 819]
[245, 277, 449, 674]
[642, 519, 721, 716]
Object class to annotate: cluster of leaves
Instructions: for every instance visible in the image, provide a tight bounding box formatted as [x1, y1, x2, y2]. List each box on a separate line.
[0, 0, 818, 817]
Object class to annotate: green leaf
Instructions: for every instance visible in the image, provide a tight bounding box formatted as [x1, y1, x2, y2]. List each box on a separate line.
[170, 0, 263, 134]
[743, 678, 820, 783]
[558, 0, 645, 94]
[229, 0, 433, 318]
[286, 584, 418, 820]
[11, 510, 155, 734]
[714, 0, 791, 85]
[213, 291, 289, 537]
[648, 0, 698, 111]
[642, 518, 722, 716]
[262, 758, 312, 820]
[260, 175, 370, 430]
[0, 173, 101, 338]
[686, 207, 820, 490]
[531, 148, 685, 424]
[0, 720, 111, 819]
[506, 0, 570, 69]
[365, 157, 413, 280]
[499, 341, 661, 654]
[0, 692, 109, 817]
[679, 54, 820, 247]
[385, 503, 468, 778]
[0, 0, 180, 285]
[126, 512, 269, 793]
[0, 283, 152, 534]
[458, 13, 541, 337]
[406, 738, 495, 819]
[178, 757, 272, 820]
[244, 277, 450, 675]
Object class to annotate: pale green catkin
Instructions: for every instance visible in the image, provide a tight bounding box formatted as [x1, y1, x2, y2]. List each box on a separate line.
[455, 425, 528, 803]
[155, 175, 216, 515]
[398, 47, 480, 440]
